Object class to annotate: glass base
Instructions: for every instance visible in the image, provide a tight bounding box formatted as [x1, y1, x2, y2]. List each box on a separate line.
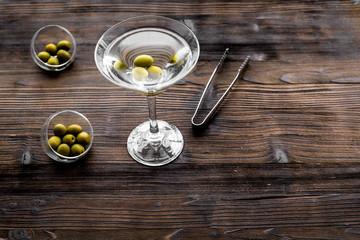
[127, 120, 184, 166]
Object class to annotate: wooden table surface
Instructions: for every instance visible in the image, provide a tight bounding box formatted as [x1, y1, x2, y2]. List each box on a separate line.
[2, 0, 360, 239]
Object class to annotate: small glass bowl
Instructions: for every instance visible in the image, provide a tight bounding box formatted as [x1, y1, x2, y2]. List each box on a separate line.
[41, 110, 94, 163]
[31, 25, 76, 71]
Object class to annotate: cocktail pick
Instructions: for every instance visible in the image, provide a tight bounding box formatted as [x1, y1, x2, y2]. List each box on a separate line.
[191, 49, 250, 127]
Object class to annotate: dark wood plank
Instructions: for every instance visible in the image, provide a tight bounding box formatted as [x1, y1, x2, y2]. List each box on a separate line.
[2, 84, 360, 164]
[1, 1, 360, 87]
[2, 59, 360, 88]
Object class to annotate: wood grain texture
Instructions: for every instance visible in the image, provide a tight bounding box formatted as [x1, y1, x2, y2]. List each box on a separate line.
[1, 0, 360, 239]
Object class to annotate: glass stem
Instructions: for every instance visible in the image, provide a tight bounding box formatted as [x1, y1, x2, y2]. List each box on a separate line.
[147, 96, 159, 134]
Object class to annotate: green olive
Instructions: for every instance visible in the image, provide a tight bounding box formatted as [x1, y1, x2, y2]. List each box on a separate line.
[57, 40, 71, 51]
[38, 51, 51, 62]
[57, 143, 70, 156]
[45, 43, 57, 55]
[48, 136, 61, 150]
[147, 66, 163, 79]
[132, 67, 148, 81]
[57, 49, 71, 63]
[114, 59, 128, 72]
[47, 56, 59, 65]
[67, 124, 82, 135]
[53, 123, 67, 137]
[133, 55, 153, 67]
[77, 131, 91, 146]
[169, 53, 178, 64]
[71, 143, 85, 156]
[131, 67, 149, 81]
[177, 60, 184, 66]
[62, 134, 76, 145]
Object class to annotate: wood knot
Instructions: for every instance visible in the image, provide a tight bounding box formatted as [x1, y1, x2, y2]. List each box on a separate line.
[36, 199, 46, 207]
[209, 229, 221, 238]
[30, 208, 40, 215]
[21, 151, 33, 165]
[7, 202, 18, 209]
[8, 230, 34, 240]
[274, 149, 289, 163]
[271, 146, 291, 163]
[346, 227, 360, 234]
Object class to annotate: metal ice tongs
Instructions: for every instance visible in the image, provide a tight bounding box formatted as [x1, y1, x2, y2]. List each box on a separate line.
[191, 49, 250, 127]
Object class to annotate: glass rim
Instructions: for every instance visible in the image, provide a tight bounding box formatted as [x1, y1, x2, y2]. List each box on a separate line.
[30, 24, 77, 68]
[94, 15, 200, 93]
[45, 110, 94, 161]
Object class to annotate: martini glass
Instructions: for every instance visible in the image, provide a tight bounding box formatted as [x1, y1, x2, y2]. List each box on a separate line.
[94, 16, 200, 166]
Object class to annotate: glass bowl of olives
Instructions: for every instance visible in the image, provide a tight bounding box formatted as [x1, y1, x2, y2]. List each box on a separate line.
[41, 110, 94, 163]
[31, 25, 76, 71]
